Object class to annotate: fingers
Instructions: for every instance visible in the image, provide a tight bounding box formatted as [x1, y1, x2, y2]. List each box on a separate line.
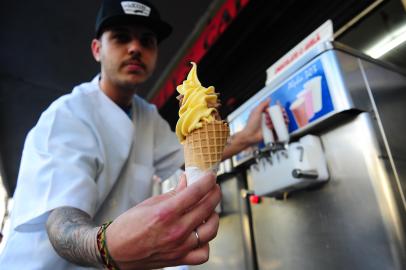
[167, 172, 217, 214]
[264, 111, 274, 129]
[193, 212, 219, 244]
[177, 243, 210, 266]
[162, 212, 219, 255]
[148, 173, 187, 202]
[175, 173, 187, 192]
[119, 244, 211, 270]
[147, 244, 211, 268]
[180, 184, 221, 231]
[163, 173, 187, 199]
[146, 218, 217, 265]
[257, 98, 271, 113]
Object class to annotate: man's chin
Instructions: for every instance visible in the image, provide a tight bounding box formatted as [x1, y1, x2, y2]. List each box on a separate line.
[127, 72, 149, 83]
[116, 76, 148, 91]
[117, 75, 145, 87]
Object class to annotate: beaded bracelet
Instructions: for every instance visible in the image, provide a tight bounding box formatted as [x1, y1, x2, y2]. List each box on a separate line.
[96, 221, 121, 270]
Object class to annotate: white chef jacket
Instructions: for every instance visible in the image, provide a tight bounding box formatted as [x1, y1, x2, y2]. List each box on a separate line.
[0, 75, 184, 269]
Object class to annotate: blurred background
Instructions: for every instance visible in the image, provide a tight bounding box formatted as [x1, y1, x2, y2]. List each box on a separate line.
[1, 0, 406, 268]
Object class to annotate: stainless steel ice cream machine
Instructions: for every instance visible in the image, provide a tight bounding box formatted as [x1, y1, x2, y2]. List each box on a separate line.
[227, 40, 406, 269]
[188, 38, 406, 270]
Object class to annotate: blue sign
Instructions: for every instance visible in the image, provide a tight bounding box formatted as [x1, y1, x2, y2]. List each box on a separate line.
[230, 58, 334, 164]
[268, 58, 334, 131]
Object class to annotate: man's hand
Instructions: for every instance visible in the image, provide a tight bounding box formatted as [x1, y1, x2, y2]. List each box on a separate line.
[106, 173, 221, 269]
[46, 173, 220, 270]
[222, 99, 271, 160]
[239, 99, 272, 145]
[222, 99, 290, 160]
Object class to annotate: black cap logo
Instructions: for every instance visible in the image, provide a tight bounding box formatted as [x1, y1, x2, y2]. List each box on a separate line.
[121, 1, 151, 17]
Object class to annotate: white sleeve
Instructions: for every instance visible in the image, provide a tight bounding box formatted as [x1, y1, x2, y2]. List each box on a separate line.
[152, 107, 184, 181]
[12, 103, 100, 232]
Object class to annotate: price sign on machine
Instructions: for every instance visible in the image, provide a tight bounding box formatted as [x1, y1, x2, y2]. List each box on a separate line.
[228, 58, 334, 165]
[228, 20, 335, 166]
[268, 58, 334, 132]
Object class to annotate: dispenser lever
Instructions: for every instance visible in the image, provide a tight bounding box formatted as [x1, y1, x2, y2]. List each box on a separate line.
[261, 113, 274, 145]
[292, 169, 318, 179]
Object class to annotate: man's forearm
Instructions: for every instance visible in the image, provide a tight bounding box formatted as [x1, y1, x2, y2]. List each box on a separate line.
[46, 207, 102, 268]
[222, 131, 251, 161]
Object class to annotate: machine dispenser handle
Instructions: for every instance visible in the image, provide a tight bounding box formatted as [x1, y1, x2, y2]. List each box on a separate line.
[292, 169, 319, 179]
[269, 105, 289, 142]
[261, 113, 275, 144]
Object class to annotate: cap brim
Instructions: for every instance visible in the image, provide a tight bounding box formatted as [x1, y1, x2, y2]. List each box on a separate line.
[97, 15, 172, 42]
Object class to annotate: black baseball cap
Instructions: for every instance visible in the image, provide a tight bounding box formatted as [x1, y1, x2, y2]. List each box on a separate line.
[95, 0, 172, 42]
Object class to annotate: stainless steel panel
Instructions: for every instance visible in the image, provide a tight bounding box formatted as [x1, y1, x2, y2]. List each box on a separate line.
[358, 58, 406, 205]
[249, 113, 403, 270]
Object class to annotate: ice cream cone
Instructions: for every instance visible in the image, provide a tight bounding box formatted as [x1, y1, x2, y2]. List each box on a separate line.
[184, 120, 229, 170]
[175, 62, 229, 184]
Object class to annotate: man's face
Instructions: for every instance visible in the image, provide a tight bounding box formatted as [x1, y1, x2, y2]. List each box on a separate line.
[92, 24, 158, 90]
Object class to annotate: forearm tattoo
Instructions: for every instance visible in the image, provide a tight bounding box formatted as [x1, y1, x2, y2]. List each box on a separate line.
[46, 207, 102, 267]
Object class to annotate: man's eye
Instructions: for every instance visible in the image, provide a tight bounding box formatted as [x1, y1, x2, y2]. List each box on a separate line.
[141, 36, 157, 48]
[114, 33, 131, 43]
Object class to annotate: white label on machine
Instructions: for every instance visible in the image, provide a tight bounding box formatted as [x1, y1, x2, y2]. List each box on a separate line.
[266, 20, 334, 85]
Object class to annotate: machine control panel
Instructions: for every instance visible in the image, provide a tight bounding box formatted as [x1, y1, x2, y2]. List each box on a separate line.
[250, 134, 329, 196]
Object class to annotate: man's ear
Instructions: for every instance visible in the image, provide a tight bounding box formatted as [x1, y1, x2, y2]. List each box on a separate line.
[91, 39, 101, 62]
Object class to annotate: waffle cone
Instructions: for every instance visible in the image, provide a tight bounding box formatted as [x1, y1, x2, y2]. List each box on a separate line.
[184, 121, 230, 170]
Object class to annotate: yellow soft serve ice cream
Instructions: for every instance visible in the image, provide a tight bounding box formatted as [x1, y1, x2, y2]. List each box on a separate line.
[176, 62, 219, 143]
[176, 62, 229, 180]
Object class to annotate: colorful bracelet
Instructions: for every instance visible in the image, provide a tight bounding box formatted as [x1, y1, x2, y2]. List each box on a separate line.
[96, 221, 121, 270]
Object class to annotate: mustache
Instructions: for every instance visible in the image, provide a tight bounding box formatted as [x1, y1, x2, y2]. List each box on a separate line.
[121, 55, 146, 69]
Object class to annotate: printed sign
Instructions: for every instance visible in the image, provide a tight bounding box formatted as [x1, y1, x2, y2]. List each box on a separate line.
[230, 58, 334, 164]
[266, 20, 333, 85]
[269, 59, 334, 131]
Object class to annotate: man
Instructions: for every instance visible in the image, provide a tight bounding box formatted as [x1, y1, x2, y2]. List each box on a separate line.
[0, 0, 271, 269]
